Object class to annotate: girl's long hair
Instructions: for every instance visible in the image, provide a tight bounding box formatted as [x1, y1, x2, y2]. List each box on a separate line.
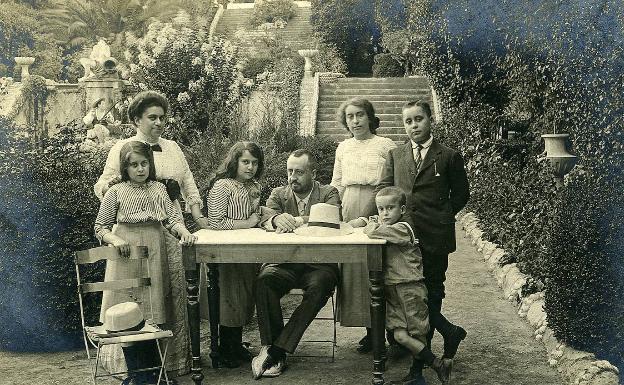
[119, 141, 157, 182]
[207, 141, 264, 192]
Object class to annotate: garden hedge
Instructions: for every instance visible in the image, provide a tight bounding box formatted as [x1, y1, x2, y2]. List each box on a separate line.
[376, 0, 624, 374]
[0, 119, 105, 351]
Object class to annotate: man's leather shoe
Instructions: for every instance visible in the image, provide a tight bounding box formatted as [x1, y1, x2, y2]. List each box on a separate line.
[431, 357, 452, 385]
[443, 325, 467, 359]
[262, 357, 287, 378]
[251, 346, 270, 380]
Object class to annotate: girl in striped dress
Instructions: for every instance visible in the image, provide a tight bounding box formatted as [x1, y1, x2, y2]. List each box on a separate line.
[95, 141, 197, 384]
[206, 141, 264, 368]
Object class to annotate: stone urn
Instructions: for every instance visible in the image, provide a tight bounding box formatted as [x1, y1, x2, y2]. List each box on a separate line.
[14, 56, 35, 80]
[541, 133, 577, 185]
[297, 49, 319, 78]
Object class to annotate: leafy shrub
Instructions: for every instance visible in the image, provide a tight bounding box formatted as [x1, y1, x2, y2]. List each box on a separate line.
[0, 2, 62, 79]
[544, 171, 624, 365]
[372, 53, 404, 77]
[250, 0, 297, 27]
[0, 118, 106, 351]
[126, 17, 251, 146]
[313, 41, 348, 75]
[241, 56, 274, 79]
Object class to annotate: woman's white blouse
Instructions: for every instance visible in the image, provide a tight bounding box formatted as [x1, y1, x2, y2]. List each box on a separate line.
[330, 135, 396, 196]
[94, 132, 202, 211]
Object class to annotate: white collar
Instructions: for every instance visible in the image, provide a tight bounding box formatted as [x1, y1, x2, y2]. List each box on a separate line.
[133, 131, 162, 146]
[411, 135, 433, 149]
[294, 189, 312, 205]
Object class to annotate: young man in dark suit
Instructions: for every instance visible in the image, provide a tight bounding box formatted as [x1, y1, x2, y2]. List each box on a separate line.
[376, 100, 469, 383]
[251, 149, 341, 379]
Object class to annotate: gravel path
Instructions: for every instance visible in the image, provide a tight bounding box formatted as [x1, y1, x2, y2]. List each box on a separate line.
[0, 227, 565, 385]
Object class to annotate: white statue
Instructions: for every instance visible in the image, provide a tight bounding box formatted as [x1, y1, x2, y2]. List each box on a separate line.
[83, 97, 116, 144]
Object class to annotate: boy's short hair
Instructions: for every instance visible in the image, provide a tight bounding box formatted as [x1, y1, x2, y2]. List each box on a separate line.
[376, 186, 407, 206]
[402, 100, 432, 118]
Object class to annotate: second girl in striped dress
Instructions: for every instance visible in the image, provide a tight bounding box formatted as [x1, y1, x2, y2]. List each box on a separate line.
[206, 141, 264, 368]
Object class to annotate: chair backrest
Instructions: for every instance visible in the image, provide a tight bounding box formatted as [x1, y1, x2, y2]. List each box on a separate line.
[75, 246, 150, 294]
[74, 245, 150, 329]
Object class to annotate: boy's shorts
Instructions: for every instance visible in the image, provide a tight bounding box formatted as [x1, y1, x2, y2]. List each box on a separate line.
[385, 281, 429, 342]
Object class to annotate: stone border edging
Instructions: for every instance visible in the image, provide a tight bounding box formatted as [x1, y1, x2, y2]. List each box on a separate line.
[458, 212, 620, 385]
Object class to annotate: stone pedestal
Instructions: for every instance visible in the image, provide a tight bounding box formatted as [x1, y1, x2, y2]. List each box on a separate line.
[298, 49, 319, 78]
[14, 57, 35, 80]
[83, 77, 125, 123]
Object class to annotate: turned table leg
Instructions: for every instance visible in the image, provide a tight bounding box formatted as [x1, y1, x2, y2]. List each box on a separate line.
[368, 245, 386, 385]
[183, 245, 204, 385]
[207, 264, 221, 368]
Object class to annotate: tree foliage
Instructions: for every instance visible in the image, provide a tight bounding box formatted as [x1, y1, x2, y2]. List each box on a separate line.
[0, 1, 62, 79]
[310, 0, 381, 74]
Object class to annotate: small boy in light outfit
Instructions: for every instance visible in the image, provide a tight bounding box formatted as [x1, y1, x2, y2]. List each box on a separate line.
[350, 186, 452, 385]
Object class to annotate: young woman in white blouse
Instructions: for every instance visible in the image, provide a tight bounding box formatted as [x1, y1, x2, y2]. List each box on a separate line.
[94, 90, 206, 377]
[331, 97, 396, 352]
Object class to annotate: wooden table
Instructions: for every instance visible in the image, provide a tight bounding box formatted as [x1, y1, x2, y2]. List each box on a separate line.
[182, 228, 387, 385]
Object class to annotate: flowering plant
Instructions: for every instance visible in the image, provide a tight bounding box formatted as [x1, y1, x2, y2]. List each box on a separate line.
[125, 13, 251, 146]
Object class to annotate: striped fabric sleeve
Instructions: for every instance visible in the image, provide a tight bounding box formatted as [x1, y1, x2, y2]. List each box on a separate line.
[94, 186, 120, 242]
[207, 179, 235, 230]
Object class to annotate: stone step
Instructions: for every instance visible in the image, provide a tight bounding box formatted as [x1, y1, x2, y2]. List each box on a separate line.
[323, 133, 408, 144]
[319, 94, 431, 100]
[317, 121, 405, 130]
[317, 113, 405, 121]
[318, 100, 428, 109]
[320, 89, 431, 97]
[323, 80, 429, 88]
[332, 76, 428, 82]
[317, 127, 406, 135]
[317, 109, 410, 117]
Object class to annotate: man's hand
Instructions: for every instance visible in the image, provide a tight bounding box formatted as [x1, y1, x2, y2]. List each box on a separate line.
[274, 213, 299, 233]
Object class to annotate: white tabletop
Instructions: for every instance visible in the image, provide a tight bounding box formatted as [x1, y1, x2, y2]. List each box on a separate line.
[193, 227, 386, 246]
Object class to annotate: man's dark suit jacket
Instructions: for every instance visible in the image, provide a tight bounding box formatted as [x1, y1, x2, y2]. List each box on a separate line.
[377, 139, 469, 256]
[262, 181, 341, 280]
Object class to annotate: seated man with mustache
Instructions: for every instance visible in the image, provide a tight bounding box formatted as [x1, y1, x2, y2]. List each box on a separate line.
[251, 149, 341, 379]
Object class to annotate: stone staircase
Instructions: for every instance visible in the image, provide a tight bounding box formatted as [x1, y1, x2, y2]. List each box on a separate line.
[316, 77, 433, 143]
[214, 6, 315, 52]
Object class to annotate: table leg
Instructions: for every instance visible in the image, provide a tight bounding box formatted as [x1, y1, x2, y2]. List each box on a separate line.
[207, 264, 221, 368]
[368, 246, 386, 385]
[183, 246, 203, 385]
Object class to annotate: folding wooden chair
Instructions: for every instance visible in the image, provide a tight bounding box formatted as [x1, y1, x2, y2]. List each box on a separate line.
[75, 245, 173, 384]
[284, 288, 337, 362]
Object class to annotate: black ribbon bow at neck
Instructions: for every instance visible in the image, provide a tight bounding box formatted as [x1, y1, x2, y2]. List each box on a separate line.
[150, 144, 162, 152]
